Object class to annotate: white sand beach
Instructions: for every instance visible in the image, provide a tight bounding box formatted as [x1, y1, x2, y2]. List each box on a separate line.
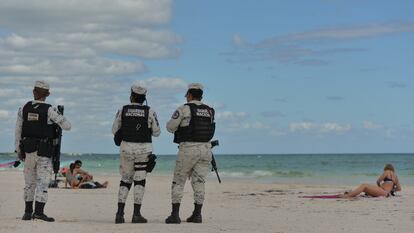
[0, 170, 413, 233]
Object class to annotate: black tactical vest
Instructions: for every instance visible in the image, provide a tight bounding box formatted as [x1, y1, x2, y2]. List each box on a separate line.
[121, 105, 152, 143]
[22, 101, 55, 139]
[174, 103, 215, 143]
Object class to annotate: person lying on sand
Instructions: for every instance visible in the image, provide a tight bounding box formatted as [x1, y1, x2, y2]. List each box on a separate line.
[341, 164, 401, 198]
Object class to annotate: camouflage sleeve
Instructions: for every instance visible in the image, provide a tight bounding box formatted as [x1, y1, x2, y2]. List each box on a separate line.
[149, 109, 161, 137]
[166, 106, 184, 133]
[112, 108, 122, 134]
[48, 106, 71, 130]
[15, 107, 23, 153]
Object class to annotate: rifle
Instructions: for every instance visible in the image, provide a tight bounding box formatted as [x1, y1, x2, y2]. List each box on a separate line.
[210, 140, 221, 183]
[49, 105, 64, 188]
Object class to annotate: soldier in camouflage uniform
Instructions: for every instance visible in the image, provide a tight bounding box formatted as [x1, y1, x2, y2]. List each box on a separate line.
[15, 81, 71, 222]
[165, 83, 215, 224]
[112, 84, 161, 224]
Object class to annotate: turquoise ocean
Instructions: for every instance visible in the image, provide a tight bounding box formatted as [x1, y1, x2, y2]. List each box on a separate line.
[1, 153, 413, 185]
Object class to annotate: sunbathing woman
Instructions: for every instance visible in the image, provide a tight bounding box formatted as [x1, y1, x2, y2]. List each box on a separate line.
[342, 164, 401, 198]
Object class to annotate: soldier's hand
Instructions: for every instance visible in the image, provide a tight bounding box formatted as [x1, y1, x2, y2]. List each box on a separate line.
[15, 150, 25, 161]
[13, 161, 21, 167]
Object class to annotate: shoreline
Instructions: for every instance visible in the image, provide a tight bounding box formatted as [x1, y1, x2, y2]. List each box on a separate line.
[1, 170, 414, 233]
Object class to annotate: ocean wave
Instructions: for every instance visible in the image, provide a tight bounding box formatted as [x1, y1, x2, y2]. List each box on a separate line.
[219, 170, 305, 178]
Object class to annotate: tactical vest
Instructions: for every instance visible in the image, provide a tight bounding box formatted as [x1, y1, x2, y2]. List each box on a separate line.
[121, 105, 152, 143]
[21, 101, 55, 139]
[174, 103, 215, 143]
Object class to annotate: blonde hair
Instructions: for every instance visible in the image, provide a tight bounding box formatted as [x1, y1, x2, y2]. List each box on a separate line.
[384, 164, 395, 172]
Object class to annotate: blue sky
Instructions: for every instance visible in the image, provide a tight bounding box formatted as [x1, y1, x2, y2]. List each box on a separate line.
[0, 0, 413, 154]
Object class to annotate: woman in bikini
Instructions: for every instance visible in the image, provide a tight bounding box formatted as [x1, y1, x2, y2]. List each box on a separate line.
[342, 164, 401, 198]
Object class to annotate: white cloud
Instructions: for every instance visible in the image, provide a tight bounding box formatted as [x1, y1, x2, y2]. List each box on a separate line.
[136, 77, 187, 93]
[257, 23, 414, 47]
[215, 111, 247, 121]
[0, 0, 181, 81]
[320, 122, 351, 133]
[289, 122, 317, 131]
[232, 34, 246, 47]
[0, 1, 185, 149]
[363, 121, 383, 130]
[0, 110, 9, 119]
[0, 0, 172, 29]
[289, 121, 351, 133]
[225, 22, 414, 65]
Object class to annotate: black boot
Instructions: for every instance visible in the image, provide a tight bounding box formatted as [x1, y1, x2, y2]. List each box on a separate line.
[32, 201, 55, 222]
[131, 204, 147, 223]
[186, 203, 202, 223]
[115, 203, 125, 224]
[165, 203, 181, 224]
[22, 201, 33, 220]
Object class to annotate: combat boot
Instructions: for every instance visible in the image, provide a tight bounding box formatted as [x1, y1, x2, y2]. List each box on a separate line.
[131, 204, 147, 223]
[165, 203, 181, 224]
[115, 203, 125, 224]
[32, 202, 55, 222]
[22, 201, 33, 220]
[22, 212, 32, 221]
[186, 203, 202, 223]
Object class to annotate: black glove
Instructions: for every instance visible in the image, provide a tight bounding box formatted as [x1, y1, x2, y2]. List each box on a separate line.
[13, 161, 21, 168]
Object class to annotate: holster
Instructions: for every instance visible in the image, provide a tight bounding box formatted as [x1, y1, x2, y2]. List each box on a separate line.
[21, 137, 53, 158]
[146, 154, 157, 173]
[37, 138, 53, 158]
[21, 138, 39, 153]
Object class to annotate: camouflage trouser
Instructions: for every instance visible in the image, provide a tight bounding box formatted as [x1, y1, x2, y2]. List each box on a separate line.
[171, 144, 212, 205]
[118, 152, 150, 204]
[23, 152, 52, 203]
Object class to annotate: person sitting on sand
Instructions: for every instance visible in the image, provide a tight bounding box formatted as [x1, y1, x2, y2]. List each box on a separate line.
[73, 160, 94, 182]
[65, 163, 108, 189]
[342, 164, 401, 198]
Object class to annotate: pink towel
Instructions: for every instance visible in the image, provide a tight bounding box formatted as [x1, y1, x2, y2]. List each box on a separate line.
[0, 161, 16, 168]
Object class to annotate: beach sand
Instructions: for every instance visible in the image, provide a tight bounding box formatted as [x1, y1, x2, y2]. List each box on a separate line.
[0, 170, 413, 233]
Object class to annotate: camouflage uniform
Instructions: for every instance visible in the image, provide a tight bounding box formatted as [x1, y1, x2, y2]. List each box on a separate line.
[166, 99, 213, 204]
[15, 101, 71, 204]
[112, 104, 160, 205]
[23, 152, 53, 203]
[171, 143, 212, 204]
[165, 83, 215, 224]
[15, 80, 71, 222]
[112, 84, 160, 224]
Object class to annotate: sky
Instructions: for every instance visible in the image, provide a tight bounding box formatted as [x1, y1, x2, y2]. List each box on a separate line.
[0, 0, 413, 154]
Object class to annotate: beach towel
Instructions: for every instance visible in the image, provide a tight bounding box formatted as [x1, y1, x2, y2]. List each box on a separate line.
[0, 161, 19, 168]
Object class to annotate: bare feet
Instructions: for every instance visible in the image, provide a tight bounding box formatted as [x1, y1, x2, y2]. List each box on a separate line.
[103, 181, 109, 188]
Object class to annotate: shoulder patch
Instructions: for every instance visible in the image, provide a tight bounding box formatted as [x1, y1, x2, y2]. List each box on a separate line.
[172, 110, 180, 119]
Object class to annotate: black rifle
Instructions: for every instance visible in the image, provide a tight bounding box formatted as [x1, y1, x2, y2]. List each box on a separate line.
[210, 140, 221, 183]
[49, 105, 64, 188]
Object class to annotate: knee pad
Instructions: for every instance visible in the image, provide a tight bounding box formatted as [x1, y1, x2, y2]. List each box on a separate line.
[134, 162, 147, 171]
[120, 181, 132, 190]
[134, 179, 146, 187]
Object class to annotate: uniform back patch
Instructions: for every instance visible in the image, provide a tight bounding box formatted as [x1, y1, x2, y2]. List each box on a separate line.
[27, 112, 39, 121]
[196, 109, 211, 117]
[125, 109, 145, 117]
